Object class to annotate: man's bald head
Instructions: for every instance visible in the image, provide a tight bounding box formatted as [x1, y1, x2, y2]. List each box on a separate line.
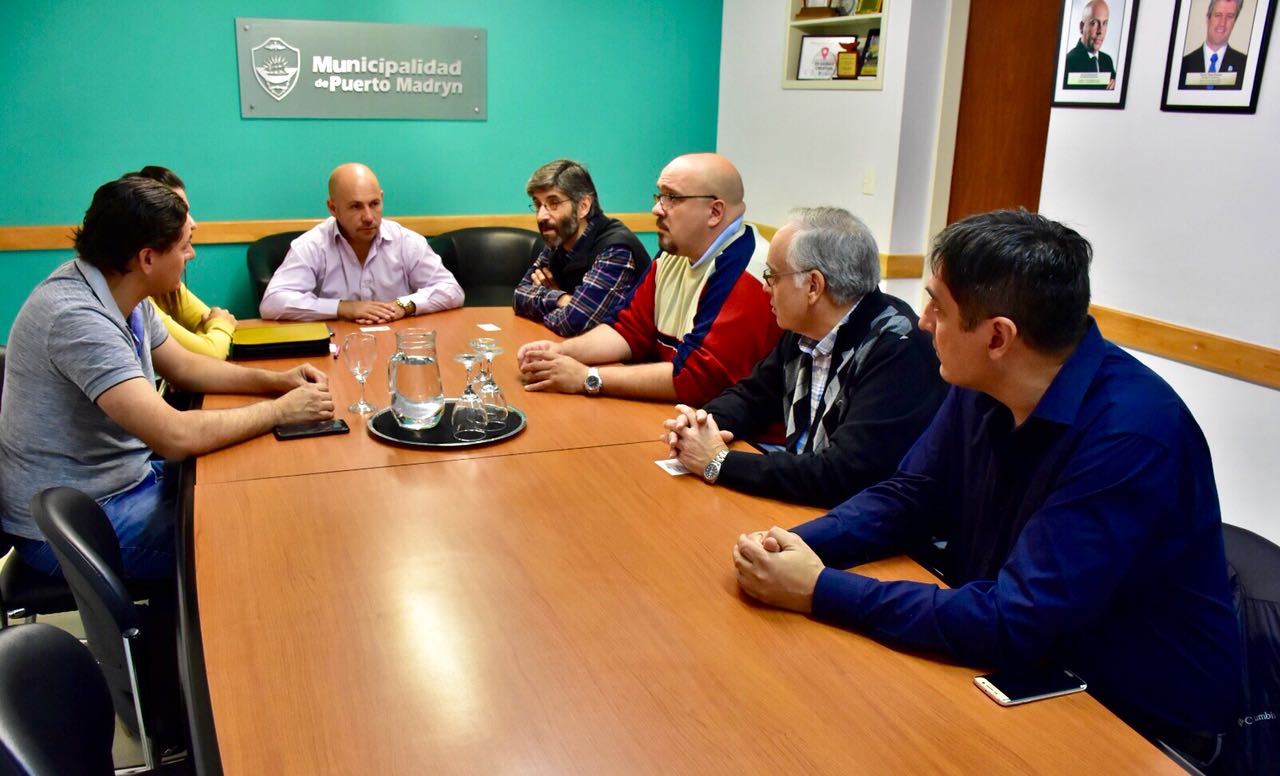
[671, 153, 745, 210]
[1079, 0, 1110, 53]
[652, 153, 748, 258]
[326, 163, 384, 248]
[328, 163, 380, 200]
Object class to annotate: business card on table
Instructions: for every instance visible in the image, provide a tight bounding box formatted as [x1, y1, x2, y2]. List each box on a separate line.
[476, 323, 501, 332]
[360, 325, 391, 332]
[654, 458, 690, 476]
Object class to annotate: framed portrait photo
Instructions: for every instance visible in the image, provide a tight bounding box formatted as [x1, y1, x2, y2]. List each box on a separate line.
[1161, 0, 1277, 113]
[797, 35, 859, 80]
[1052, 0, 1141, 108]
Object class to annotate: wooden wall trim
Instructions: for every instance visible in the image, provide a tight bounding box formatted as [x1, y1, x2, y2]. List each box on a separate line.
[1091, 304, 1280, 390]
[6, 217, 1269, 388]
[0, 213, 661, 251]
[882, 254, 924, 279]
[1, 215, 924, 284]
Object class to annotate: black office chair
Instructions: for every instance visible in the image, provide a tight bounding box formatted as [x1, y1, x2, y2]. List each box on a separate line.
[0, 622, 115, 776]
[428, 227, 542, 306]
[0, 535, 79, 628]
[1211, 523, 1280, 775]
[30, 487, 188, 772]
[246, 230, 306, 304]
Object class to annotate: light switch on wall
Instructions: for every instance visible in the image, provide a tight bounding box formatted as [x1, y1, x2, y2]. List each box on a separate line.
[863, 168, 875, 196]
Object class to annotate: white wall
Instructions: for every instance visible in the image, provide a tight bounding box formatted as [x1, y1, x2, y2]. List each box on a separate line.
[717, 0, 919, 248]
[720, 1, 1279, 544]
[1041, 6, 1280, 346]
[1041, 4, 1280, 543]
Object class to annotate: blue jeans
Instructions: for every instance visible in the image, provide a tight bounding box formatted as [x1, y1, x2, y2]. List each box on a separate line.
[17, 459, 178, 580]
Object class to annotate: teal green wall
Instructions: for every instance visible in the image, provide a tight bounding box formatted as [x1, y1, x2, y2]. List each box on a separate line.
[0, 1, 721, 340]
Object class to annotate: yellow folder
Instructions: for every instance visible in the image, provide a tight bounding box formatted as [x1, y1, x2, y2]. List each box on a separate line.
[231, 322, 332, 359]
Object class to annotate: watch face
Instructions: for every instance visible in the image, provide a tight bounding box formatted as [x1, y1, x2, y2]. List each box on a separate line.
[585, 373, 602, 392]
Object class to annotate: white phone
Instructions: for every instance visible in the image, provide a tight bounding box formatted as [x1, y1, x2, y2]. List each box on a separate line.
[974, 667, 1087, 706]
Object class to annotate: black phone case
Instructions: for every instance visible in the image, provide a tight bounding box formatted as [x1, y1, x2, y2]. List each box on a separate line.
[273, 420, 350, 441]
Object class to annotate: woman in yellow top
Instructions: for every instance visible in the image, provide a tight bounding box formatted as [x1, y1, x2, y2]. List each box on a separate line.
[124, 166, 238, 358]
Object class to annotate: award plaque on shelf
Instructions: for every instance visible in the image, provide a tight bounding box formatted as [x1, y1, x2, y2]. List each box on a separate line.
[798, 35, 858, 80]
[836, 51, 860, 79]
[796, 0, 839, 20]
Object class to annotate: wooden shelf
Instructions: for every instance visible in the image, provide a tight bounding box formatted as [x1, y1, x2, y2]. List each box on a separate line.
[790, 13, 882, 30]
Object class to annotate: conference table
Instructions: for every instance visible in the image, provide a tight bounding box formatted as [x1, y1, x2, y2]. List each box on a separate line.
[188, 308, 1179, 774]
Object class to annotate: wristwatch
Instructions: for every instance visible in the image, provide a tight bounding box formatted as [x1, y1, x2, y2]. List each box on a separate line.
[394, 297, 416, 316]
[584, 367, 603, 395]
[703, 449, 730, 484]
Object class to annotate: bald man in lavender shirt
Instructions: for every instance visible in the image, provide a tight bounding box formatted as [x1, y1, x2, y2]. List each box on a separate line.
[260, 163, 463, 323]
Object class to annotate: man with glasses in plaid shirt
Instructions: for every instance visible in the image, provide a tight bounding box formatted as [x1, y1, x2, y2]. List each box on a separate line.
[514, 159, 651, 336]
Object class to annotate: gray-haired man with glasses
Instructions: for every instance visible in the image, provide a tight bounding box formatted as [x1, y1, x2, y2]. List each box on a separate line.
[514, 159, 651, 337]
[663, 207, 945, 507]
[517, 153, 780, 406]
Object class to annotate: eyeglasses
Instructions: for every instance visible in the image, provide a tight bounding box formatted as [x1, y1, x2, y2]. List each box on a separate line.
[530, 197, 572, 213]
[652, 193, 718, 210]
[762, 267, 807, 287]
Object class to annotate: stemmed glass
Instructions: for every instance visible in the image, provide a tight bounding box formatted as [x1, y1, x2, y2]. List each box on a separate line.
[451, 352, 488, 442]
[343, 332, 377, 414]
[468, 337, 509, 429]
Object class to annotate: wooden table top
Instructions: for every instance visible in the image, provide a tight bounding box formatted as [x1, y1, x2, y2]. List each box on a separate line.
[193, 441, 1177, 775]
[197, 309, 674, 484]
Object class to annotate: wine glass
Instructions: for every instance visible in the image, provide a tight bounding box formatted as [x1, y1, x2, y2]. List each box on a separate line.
[468, 337, 509, 429]
[343, 332, 377, 414]
[452, 352, 488, 442]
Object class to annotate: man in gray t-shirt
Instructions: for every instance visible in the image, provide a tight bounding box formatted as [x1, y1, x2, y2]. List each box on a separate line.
[0, 177, 336, 579]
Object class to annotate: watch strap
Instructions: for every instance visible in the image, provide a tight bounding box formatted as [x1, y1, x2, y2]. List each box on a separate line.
[703, 449, 730, 483]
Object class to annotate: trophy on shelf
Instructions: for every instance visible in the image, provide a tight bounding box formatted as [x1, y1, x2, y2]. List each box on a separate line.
[836, 40, 860, 79]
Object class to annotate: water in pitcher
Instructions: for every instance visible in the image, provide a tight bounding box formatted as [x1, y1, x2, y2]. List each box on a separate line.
[388, 329, 445, 430]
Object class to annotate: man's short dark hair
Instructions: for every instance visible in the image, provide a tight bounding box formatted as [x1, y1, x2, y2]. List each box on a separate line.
[122, 165, 186, 192]
[73, 178, 189, 275]
[929, 209, 1092, 354]
[525, 159, 603, 220]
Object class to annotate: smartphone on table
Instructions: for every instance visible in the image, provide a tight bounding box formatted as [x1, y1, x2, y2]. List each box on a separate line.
[974, 667, 1087, 706]
[273, 419, 350, 441]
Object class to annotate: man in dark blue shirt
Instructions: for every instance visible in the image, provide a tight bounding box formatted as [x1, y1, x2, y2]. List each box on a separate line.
[733, 209, 1241, 766]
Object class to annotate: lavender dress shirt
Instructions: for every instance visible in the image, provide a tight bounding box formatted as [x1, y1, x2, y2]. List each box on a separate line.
[259, 217, 464, 320]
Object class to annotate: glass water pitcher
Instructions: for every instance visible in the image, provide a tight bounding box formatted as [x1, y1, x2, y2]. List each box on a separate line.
[387, 328, 445, 429]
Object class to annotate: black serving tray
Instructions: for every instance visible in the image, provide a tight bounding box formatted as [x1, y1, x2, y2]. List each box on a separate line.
[366, 400, 526, 448]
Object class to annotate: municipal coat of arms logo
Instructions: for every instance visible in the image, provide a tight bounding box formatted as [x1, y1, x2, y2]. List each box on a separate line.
[252, 37, 301, 101]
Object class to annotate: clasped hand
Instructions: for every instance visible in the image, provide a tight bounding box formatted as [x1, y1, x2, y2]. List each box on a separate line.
[662, 403, 733, 473]
[337, 299, 407, 324]
[275, 363, 334, 424]
[733, 527, 824, 614]
[516, 340, 586, 393]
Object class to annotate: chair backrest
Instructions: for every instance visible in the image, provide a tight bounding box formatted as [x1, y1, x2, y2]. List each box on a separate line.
[428, 227, 542, 307]
[246, 230, 306, 303]
[0, 622, 115, 776]
[29, 488, 142, 737]
[1219, 523, 1280, 775]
